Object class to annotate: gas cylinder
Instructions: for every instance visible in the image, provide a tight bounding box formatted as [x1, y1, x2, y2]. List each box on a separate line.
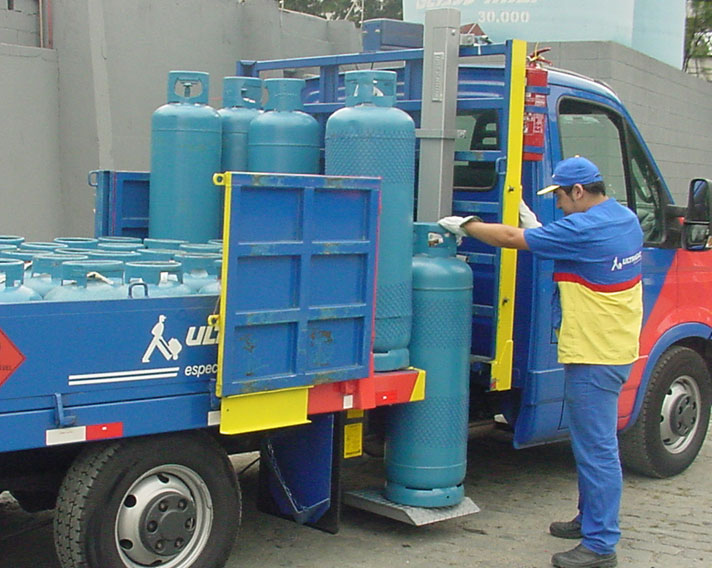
[179, 243, 222, 254]
[143, 238, 187, 250]
[57, 247, 105, 256]
[219, 76, 262, 172]
[45, 260, 125, 302]
[174, 252, 221, 292]
[96, 242, 144, 252]
[198, 259, 222, 295]
[124, 261, 192, 298]
[88, 250, 142, 262]
[0, 244, 17, 256]
[248, 78, 320, 174]
[0, 236, 24, 247]
[53, 237, 99, 249]
[98, 236, 143, 244]
[0, 259, 41, 303]
[149, 71, 222, 242]
[325, 70, 415, 371]
[26, 253, 89, 297]
[384, 223, 473, 508]
[20, 242, 68, 253]
[137, 248, 176, 261]
[3, 250, 43, 276]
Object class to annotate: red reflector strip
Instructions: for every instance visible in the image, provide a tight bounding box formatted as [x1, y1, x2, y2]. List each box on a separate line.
[86, 422, 123, 440]
[376, 390, 397, 404]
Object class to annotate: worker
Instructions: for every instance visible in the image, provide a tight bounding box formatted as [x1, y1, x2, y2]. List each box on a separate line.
[439, 156, 642, 568]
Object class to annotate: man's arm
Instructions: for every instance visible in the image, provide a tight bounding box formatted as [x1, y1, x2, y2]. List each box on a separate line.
[461, 219, 529, 250]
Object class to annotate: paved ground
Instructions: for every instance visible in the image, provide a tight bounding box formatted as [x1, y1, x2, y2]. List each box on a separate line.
[1, 423, 710, 567]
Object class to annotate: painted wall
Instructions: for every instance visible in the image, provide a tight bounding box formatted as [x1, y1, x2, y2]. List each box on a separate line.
[403, 0, 686, 68]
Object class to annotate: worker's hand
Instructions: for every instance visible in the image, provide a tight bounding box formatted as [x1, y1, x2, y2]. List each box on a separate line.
[519, 200, 542, 229]
[438, 216, 475, 238]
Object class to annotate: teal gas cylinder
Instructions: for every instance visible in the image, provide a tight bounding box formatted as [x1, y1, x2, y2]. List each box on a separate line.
[384, 224, 473, 508]
[3, 250, 42, 276]
[179, 242, 222, 254]
[53, 237, 99, 249]
[26, 253, 89, 297]
[198, 259, 222, 295]
[174, 252, 221, 292]
[248, 78, 320, 174]
[137, 248, 176, 261]
[325, 70, 415, 371]
[97, 236, 143, 244]
[57, 247, 105, 256]
[97, 242, 144, 252]
[124, 261, 192, 298]
[0, 236, 24, 247]
[144, 238, 187, 250]
[0, 244, 17, 256]
[0, 259, 41, 303]
[20, 242, 68, 253]
[87, 250, 141, 262]
[219, 76, 262, 172]
[45, 260, 125, 301]
[149, 71, 222, 242]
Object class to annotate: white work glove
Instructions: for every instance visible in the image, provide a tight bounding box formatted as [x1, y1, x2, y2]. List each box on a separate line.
[438, 216, 470, 237]
[519, 200, 542, 228]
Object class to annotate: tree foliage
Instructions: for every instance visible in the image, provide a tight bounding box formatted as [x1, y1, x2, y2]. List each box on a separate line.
[684, 0, 712, 72]
[280, 0, 402, 26]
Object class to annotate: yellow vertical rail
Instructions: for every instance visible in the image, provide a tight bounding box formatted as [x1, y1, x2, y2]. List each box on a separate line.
[490, 39, 527, 391]
[210, 171, 233, 398]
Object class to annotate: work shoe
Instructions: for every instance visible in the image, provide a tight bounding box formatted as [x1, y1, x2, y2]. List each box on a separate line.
[551, 544, 617, 568]
[549, 518, 582, 539]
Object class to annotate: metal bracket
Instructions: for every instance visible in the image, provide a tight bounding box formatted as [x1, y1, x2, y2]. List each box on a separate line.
[53, 393, 77, 427]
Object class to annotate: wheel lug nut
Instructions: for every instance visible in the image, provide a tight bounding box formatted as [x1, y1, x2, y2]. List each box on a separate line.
[178, 499, 187, 510]
[159, 501, 168, 512]
[147, 521, 158, 532]
[175, 538, 184, 549]
[155, 540, 165, 551]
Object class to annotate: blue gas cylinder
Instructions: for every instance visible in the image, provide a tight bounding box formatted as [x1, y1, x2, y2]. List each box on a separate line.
[54, 237, 99, 249]
[0, 259, 41, 303]
[325, 70, 415, 371]
[97, 236, 143, 244]
[248, 78, 320, 174]
[198, 259, 222, 295]
[3, 250, 43, 277]
[384, 223, 473, 508]
[124, 261, 192, 298]
[179, 242, 222, 254]
[45, 260, 125, 301]
[143, 238, 187, 250]
[219, 76, 262, 172]
[87, 250, 142, 262]
[0, 236, 24, 247]
[0, 244, 17, 256]
[26, 253, 89, 297]
[96, 242, 144, 252]
[136, 248, 176, 261]
[21, 241, 68, 253]
[150, 71, 222, 242]
[174, 252, 221, 292]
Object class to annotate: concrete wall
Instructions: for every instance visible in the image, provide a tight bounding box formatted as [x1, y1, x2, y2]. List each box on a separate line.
[0, 0, 39, 47]
[548, 41, 712, 203]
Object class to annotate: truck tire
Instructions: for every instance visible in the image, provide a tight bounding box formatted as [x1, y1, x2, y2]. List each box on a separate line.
[54, 431, 240, 568]
[619, 346, 712, 478]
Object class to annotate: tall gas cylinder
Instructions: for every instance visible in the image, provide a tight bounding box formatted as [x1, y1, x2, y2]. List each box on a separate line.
[325, 70, 415, 371]
[384, 223, 473, 508]
[219, 77, 262, 171]
[248, 78, 319, 174]
[0, 259, 42, 303]
[149, 71, 222, 242]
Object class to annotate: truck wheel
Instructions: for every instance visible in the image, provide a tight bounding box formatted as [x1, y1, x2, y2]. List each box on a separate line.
[619, 346, 712, 478]
[54, 431, 240, 568]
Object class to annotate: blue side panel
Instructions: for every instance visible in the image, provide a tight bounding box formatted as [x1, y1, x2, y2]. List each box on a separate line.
[220, 173, 379, 396]
[0, 296, 218, 452]
[89, 169, 150, 238]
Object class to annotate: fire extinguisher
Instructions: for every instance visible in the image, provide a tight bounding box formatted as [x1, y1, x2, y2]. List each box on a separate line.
[523, 47, 551, 161]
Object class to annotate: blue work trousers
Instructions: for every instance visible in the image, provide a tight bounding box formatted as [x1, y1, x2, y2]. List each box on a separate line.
[564, 363, 631, 555]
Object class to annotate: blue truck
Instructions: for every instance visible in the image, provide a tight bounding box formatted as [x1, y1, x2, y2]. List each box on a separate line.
[2, 8, 712, 568]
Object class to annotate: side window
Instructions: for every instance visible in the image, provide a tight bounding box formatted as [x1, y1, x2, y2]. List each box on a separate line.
[558, 98, 665, 244]
[453, 109, 499, 191]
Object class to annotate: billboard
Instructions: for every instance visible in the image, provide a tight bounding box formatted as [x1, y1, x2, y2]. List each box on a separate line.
[402, 0, 685, 68]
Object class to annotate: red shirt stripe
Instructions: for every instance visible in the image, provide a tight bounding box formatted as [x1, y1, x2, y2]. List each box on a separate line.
[554, 272, 641, 293]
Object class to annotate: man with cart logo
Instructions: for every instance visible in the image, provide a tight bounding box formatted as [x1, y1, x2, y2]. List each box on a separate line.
[142, 314, 183, 363]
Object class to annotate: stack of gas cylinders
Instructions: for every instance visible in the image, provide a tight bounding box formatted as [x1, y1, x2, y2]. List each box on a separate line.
[1, 69, 474, 510]
[0, 235, 222, 302]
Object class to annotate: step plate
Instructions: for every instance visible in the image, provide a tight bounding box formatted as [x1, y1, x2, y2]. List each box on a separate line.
[343, 488, 480, 526]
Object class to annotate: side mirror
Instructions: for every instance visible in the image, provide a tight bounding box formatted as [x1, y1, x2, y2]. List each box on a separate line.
[682, 178, 712, 250]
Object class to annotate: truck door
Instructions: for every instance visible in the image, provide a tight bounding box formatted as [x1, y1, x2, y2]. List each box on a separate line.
[546, 95, 674, 433]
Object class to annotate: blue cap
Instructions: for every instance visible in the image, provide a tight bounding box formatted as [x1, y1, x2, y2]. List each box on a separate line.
[537, 156, 603, 195]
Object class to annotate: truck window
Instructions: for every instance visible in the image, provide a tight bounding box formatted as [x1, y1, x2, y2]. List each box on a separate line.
[558, 98, 664, 243]
[453, 109, 499, 191]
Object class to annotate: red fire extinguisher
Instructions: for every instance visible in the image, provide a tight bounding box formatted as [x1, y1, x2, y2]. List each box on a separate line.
[523, 47, 551, 161]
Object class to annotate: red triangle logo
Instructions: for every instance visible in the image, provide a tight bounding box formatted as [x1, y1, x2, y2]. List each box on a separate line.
[0, 328, 25, 388]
